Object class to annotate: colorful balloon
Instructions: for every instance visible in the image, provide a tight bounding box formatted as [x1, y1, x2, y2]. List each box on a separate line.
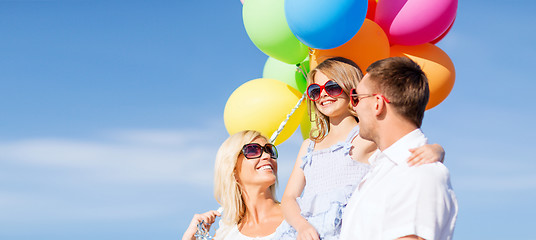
[285, 0, 368, 49]
[430, 17, 456, 44]
[375, 0, 457, 45]
[263, 57, 309, 93]
[310, 19, 390, 73]
[300, 111, 312, 140]
[299, 111, 320, 140]
[366, 0, 377, 20]
[243, 0, 309, 64]
[224, 78, 306, 145]
[390, 44, 455, 110]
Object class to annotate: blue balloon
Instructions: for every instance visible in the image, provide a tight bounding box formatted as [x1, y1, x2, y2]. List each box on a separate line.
[285, 0, 368, 50]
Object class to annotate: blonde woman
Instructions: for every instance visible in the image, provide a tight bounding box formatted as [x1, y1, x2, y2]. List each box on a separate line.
[182, 130, 284, 240]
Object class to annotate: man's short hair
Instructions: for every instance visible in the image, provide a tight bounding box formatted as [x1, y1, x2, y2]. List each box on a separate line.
[366, 57, 429, 127]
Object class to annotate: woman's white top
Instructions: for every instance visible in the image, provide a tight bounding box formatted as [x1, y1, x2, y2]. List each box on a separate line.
[215, 220, 283, 240]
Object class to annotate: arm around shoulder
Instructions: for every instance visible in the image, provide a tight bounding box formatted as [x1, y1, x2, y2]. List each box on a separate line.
[407, 143, 445, 166]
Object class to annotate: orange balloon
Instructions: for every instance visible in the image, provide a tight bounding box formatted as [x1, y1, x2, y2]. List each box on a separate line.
[390, 44, 455, 110]
[310, 19, 390, 73]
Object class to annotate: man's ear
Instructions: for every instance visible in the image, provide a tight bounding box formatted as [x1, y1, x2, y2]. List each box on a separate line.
[374, 95, 386, 117]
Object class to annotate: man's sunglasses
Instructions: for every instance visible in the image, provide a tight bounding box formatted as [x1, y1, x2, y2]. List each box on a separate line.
[241, 143, 278, 159]
[349, 88, 391, 107]
[307, 80, 344, 101]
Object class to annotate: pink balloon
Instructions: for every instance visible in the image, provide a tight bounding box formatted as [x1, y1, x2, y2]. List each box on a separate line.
[430, 16, 455, 44]
[240, 0, 244, 4]
[375, 0, 457, 46]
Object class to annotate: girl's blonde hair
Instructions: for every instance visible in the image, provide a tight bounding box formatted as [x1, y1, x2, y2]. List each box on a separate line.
[213, 130, 278, 225]
[307, 57, 363, 141]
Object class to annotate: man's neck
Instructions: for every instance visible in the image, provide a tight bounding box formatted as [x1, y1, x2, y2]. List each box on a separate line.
[376, 119, 418, 151]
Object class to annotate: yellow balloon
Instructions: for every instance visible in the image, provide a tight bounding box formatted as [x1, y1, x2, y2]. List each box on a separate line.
[224, 78, 306, 145]
[300, 111, 311, 140]
[299, 110, 319, 140]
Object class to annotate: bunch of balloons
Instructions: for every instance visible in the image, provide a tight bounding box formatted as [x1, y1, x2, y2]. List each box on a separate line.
[225, 0, 458, 145]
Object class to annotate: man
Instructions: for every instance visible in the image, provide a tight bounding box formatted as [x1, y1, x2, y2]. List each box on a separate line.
[340, 57, 458, 239]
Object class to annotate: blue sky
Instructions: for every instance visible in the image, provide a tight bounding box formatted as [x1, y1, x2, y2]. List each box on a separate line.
[0, 0, 534, 239]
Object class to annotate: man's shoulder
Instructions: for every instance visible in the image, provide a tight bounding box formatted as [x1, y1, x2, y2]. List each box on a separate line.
[398, 162, 451, 185]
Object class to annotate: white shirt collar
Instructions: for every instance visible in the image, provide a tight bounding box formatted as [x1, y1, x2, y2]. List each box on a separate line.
[370, 129, 428, 167]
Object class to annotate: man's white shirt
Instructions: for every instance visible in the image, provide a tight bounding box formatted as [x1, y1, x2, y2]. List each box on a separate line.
[340, 129, 458, 240]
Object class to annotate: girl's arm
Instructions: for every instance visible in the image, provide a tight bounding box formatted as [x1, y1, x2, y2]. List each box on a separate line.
[351, 135, 378, 164]
[281, 139, 320, 240]
[407, 143, 445, 166]
[181, 210, 221, 240]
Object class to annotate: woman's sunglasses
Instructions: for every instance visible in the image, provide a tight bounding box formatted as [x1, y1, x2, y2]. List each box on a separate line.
[241, 143, 278, 159]
[349, 88, 391, 107]
[307, 80, 344, 101]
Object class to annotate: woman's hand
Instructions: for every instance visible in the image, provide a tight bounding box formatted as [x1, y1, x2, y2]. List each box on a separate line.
[181, 210, 221, 240]
[296, 222, 320, 240]
[407, 143, 445, 166]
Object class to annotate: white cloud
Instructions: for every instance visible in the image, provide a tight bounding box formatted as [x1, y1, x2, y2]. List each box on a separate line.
[0, 190, 181, 223]
[455, 174, 536, 192]
[105, 129, 215, 146]
[0, 128, 227, 186]
[0, 127, 232, 224]
[0, 127, 306, 224]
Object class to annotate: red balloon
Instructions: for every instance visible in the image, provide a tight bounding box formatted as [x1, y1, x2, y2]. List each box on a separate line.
[366, 0, 377, 20]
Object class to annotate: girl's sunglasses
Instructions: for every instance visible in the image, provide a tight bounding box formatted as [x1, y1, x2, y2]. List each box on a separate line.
[241, 143, 278, 159]
[306, 80, 344, 101]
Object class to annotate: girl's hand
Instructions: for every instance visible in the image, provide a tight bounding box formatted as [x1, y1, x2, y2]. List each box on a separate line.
[181, 210, 221, 240]
[297, 222, 320, 240]
[407, 143, 445, 167]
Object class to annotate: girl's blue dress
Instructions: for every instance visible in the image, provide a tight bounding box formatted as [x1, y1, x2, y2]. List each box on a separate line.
[273, 126, 370, 239]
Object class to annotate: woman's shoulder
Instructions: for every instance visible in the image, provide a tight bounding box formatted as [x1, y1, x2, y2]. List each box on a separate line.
[215, 220, 235, 240]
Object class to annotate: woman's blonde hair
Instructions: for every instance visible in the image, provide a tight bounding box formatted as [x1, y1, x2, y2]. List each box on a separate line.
[213, 130, 278, 225]
[307, 57, 363, 141]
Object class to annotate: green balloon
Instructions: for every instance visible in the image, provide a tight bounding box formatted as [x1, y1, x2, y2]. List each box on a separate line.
[243, 0, 309, 64]
[263, 57, 309, 93]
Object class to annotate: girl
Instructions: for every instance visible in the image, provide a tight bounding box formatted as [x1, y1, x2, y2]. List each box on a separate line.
[274, 57, 444, 240]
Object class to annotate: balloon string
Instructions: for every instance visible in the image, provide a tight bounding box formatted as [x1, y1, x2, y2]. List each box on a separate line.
[269, 63, 309, 144]
[269, 93, 306, 144]
[297, 62, 308, 80]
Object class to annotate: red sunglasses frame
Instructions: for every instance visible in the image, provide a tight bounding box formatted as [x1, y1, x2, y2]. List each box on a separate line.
[306, 80, 344, 101]
[349, 88, 391, 107]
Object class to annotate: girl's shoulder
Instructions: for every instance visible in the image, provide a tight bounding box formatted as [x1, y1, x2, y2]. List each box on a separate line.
[299, 138, 315, 152]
